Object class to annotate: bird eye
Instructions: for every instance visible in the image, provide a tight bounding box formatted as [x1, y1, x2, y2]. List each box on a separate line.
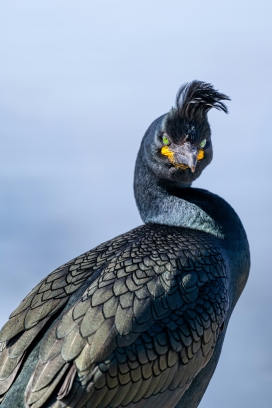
[199, 139, 206, 148]
[162, 135, 170, 145]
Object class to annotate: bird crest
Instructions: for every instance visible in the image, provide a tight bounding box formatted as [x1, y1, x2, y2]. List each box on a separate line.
[175, 80, 230, 121]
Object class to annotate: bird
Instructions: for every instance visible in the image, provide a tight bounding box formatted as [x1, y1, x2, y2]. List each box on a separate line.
[0, 81, 250, 408]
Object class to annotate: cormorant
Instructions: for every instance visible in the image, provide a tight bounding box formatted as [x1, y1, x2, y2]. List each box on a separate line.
[0, 81, 250, 408]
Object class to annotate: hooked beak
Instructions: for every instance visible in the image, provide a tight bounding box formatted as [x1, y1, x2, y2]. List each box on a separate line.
[172, 142, 198, 173]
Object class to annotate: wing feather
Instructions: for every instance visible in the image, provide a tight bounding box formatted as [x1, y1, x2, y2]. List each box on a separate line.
[0, 228, 145, 400]
[0, 224, 229, 407]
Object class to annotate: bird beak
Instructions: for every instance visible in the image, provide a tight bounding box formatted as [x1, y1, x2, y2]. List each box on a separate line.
[172, 143, 198, 173]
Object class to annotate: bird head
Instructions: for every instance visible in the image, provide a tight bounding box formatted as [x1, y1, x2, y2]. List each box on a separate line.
[143, 81, 230, 185]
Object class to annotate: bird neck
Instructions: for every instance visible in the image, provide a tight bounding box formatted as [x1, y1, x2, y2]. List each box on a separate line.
[134, 148, 222, 238]
[134, 144, 247, 249]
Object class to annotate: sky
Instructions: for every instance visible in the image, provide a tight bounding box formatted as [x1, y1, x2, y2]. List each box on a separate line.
[0, 1, 272, 406]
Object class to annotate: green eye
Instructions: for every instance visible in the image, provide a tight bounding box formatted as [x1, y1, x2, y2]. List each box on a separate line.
[199, 139, 206, 148]
[162, 135, 170, 145]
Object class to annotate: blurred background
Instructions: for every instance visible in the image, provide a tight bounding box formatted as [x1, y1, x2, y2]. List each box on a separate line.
[0, 1, 271, 406]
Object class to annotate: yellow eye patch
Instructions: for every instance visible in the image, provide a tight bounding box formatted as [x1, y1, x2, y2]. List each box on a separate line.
[161, 146, 175, 161]
[197, 149, 204, 160]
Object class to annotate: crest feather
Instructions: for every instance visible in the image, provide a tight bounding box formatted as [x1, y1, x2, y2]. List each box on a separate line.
[176, 81, 230, 120]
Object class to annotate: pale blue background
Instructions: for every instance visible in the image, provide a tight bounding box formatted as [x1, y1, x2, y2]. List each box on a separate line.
[0, 1, 271, 406]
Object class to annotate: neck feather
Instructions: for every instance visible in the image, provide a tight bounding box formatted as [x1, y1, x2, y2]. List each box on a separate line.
[134, 145, 246, 245]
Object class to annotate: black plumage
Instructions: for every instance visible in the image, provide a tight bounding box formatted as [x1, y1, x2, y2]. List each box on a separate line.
[0, 81, 250, 408]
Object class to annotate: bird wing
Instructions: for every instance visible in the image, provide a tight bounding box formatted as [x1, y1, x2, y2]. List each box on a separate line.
[0, 227, 143, 399]
[21, 225, 229, 408]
